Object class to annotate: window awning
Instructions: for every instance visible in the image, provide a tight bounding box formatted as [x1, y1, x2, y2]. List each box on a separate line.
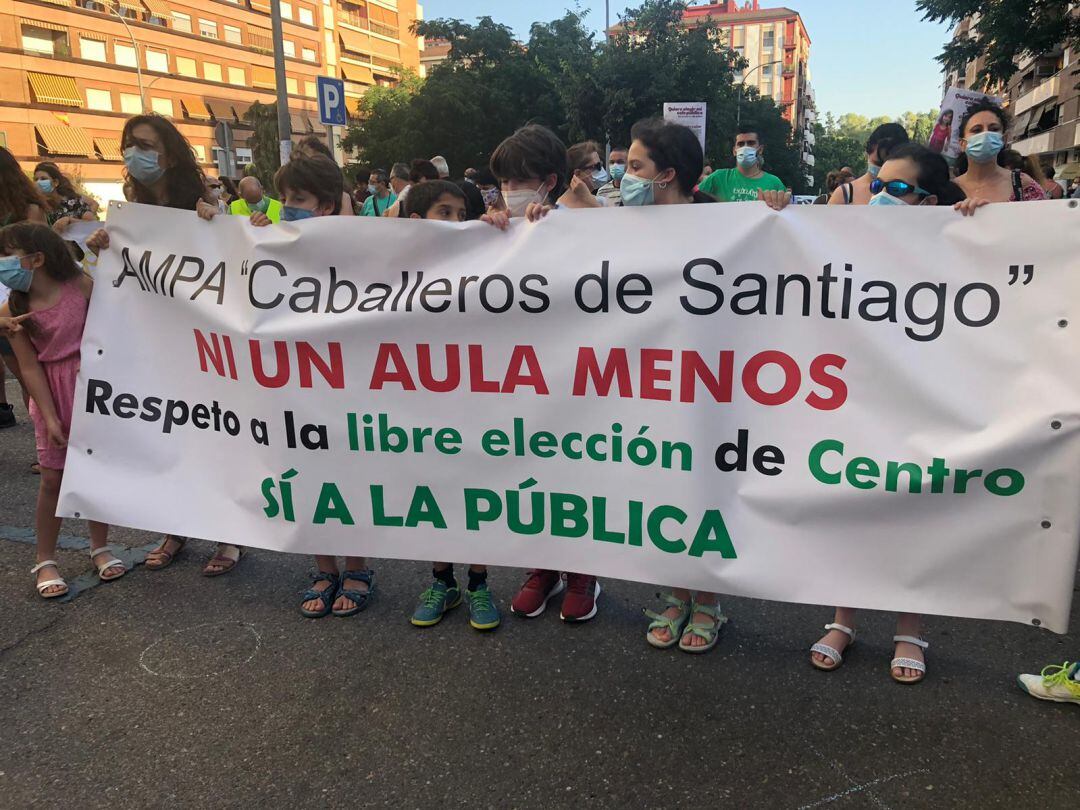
[79, 31, 108, 41]
[252, 66, 276, 89]
[250, 0, 271, 12]
[27, 72, 83, 107]
[20, 18, 67, 32]
[36, 125, 95, 157]
[339, 27, 370, 56]
[39, 0, 73, 6]
[94, 137, 123, 161]
[117, 0, 142, 11]
[340, 62, 373, 84]
[181, 96, 212, 120]
[231, 101, 253, 123]
[1011, 109, 1034, 140]
[142, 0, 171, 17]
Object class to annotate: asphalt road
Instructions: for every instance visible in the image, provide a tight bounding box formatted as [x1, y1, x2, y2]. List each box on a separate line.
[1, 379, 1077, 809]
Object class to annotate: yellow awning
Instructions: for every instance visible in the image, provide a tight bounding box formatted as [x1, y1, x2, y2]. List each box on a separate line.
[252, 66, 276, 89]
[250, 0, 271, 12]
[142, 0, 171, 16]
[116, 0, 142, 10]
[39, 0, 73, 6]
[181, 96, 212, 120]
[20, 18, 68, 32]
[27, 72, 82, 107]
[339, 28, 370, 56]
[36, 125, 95, 157]
[340, 62, 373, 85]
[94, 137, 123, 161]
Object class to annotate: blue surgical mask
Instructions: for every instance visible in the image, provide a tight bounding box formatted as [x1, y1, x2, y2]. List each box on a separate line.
[965, 131, 1004, 164]
[36, 179, 54, 194]
[0, 255, 33, 292]
[282, 205, 315, 222]
[620, 173, 656, 206]
[610, 163, 626, 181]
[591, 167, 610, 186]
[123, 146, 165, 185]
[869, 190, 908, 206]
[367, 184, 377, 195]
[736, 146, 758, 169]
[867, 162, 881, 178]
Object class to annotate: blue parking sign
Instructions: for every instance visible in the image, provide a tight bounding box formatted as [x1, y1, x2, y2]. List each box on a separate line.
[317, 76, 346, 126]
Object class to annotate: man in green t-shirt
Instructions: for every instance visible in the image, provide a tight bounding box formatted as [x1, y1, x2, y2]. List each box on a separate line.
[699, 124, 787, 202]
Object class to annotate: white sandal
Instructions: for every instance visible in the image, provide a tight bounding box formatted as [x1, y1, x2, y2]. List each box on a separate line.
[90, 545, 126, 582]
[891, 635, 929, 684]
[810, 623, 855, 671]
[30, 560, 68, 599]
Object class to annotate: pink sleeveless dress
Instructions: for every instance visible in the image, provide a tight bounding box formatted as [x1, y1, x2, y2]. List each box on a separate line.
[28, 281, 88, 470]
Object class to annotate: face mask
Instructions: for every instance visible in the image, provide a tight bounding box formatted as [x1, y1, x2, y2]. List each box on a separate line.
[735, 147, 758, 169]
[368, 184, 377, 196]
[124, 146, 165, 185]
[249, 197, 270, 213]
[867, 162, 881, 178]
[282, 205, 316, 222]
[620, 173, 658, 207]
[480, 188, 500, 207]
[208, 187, 221, 200]
[965, 131, 1004, 164]
[504, 185, 547, 218]
[36, 179, 54, 194]
[0, 255, 33, 292]
[869, 190, 909, 206]
[591, 167, 610, 186]
[610, 163, 626, 181]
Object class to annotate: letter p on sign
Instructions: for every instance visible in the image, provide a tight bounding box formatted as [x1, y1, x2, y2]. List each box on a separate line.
[317, 76, 347, 127]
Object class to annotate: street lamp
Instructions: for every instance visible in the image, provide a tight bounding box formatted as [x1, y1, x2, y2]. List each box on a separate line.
[736, 59, 782, 126]
[109, 5, 145, 112]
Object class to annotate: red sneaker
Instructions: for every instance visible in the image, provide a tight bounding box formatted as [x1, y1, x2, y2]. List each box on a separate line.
[560, 574, 601, 622]
[510, 569, 565, 617]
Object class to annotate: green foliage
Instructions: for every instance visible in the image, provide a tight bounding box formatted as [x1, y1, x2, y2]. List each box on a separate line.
[244, 101, 283, 192]
[343, 0, 807, 190]
[917, 0, 1079, 88]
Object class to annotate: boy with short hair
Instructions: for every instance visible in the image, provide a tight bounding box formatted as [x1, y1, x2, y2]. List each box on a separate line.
[405, 179, 467, 222]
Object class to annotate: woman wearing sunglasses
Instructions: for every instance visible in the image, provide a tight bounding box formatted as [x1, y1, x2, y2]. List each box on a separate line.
[558, 141, 612, 208]
[809, 143, 963, 684]
[953, 101, 1046, 216]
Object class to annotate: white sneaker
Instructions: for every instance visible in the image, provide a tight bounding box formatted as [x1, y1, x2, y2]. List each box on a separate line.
[1017, 662, 1080, 705]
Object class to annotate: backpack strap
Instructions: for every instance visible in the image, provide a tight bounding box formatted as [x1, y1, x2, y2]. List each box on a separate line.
[1011, 169, 1024, 201]
[842, 182, 854, 205]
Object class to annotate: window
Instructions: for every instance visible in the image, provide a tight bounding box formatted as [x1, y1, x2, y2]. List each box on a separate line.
[224, 25, 242, 44]
[80, 37, 107, 62]
[204, 62, 222, 82]
[280, 2, 293, 19]
[120, 93, 142, 114]
[762, 29, 775, 49]
[286, 76, 299, 94]
[302, 47, 316, 62]
[173, 12, 192, 32]
[86, 88, 113, 111]
[199, 19, 218, 39]
[22, 24, 68, 57]
[177, 56, 198, 77]
[146, 48, 169, 72]
[236, 147, 253, 164]
[298, 5, 314, 25]
[304, 80, 316, 97]
[761, 81, 774, 97]
[283, 39, 296, 57]
[762, 63, 772, 76]
[150, 97, 174, 117]
[115, 43, 137, 67]
[192, 144, 206, 162]
[228, 66, 246, 85]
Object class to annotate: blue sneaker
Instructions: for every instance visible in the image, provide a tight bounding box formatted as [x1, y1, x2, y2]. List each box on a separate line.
[466, 583, 501, 631]
[411, 579, 462, 627]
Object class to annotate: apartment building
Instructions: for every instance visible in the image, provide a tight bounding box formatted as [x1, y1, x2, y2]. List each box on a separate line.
[0, 0, 421, 204]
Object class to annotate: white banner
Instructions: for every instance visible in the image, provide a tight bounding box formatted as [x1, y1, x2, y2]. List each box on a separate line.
[60, 201, 1080, 631]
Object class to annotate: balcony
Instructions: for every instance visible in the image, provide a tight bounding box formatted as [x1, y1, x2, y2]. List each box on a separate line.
[249, 32, 274, 53]
[1014, 74, 1059, 115]
[1012, 130, 1052, 156]
[339, 8, 398, 39]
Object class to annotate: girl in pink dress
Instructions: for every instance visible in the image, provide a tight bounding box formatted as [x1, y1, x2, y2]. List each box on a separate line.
[0, 223, 124, 598]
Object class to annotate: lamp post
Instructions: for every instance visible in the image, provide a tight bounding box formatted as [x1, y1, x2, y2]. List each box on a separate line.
[604, 0, 610, 166]
[736, 59, 782, 126]
[270, 0, 292, 165]
[109, 6, 145, 112]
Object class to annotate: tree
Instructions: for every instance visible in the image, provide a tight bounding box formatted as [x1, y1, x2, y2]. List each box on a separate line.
[917, 0, 1080, 88]
[244, 101, 283, 191]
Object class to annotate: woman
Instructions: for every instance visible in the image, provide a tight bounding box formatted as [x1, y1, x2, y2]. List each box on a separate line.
[558, 140, 610, 208]
[33, 162, 97, 228]
[85, 114, 243, 577]
[829, 123, 909, 206]
[810, 143, 965, 683]
[1023, 157, 1064, 200]
[954, 101, 1046, 211]
[219, 176, 240, 207]
[292, 135, 354, 216]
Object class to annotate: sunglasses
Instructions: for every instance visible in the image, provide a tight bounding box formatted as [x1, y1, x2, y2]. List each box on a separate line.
[578, 162, 604, 173]
[870, 179, 930, 198]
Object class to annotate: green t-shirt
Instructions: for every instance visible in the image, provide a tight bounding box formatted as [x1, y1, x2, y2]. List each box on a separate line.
[699, 168, 785, 202]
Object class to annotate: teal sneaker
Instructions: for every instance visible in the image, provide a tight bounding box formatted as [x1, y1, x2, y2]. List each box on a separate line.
[466, 583, 501, 631]
[1017, 661, 1080, 706]
[410, 579, 462, 627]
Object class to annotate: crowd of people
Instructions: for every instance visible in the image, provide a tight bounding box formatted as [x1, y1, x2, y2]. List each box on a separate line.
[0, 103, 1077, 705]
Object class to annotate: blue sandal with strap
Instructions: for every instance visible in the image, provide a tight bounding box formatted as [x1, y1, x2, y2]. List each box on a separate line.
[333, 569, 375, 617]
[299, 571, 340, 618]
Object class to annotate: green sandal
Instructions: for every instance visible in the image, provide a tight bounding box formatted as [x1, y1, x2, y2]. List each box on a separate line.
[644, 592, 692, 649]
[678, 601, 727, 654]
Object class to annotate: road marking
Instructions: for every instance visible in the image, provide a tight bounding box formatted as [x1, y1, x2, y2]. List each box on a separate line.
[798, 769, 931, 809]
[138, 621, 262, 678]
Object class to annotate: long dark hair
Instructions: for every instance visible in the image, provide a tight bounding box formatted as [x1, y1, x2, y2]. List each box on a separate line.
[120, 114, 206, 211]
[866, 123, 909, 166]
[885, 144, 966, 206]
[1, 223, 85, 331]
[630, 117, 714, 201]
[0, 147, 47, 225]
[33, 162, 80, 200]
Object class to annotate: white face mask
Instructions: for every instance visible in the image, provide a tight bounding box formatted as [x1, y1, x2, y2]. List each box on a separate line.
[504, 184, 548, 218]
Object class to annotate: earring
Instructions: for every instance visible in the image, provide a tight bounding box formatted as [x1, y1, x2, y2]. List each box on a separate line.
[657, 181, 668, 189]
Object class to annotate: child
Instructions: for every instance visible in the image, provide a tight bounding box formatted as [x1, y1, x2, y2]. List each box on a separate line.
[253, 155, 375, 617]
[0, 224, 125, 598]
[403, 180, 500, 631]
